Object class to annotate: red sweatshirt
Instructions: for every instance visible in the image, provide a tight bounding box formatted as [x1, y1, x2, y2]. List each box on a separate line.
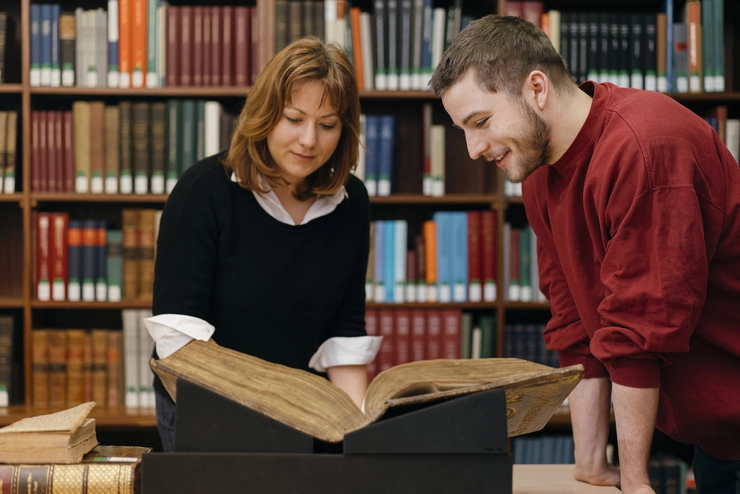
[523, 82, 740, 459]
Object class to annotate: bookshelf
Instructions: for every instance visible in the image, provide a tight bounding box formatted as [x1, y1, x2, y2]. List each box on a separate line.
[0, 0, 737, 453]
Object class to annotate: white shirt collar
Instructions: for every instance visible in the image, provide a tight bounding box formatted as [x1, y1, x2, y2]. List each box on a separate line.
[230, 173, 348, 226]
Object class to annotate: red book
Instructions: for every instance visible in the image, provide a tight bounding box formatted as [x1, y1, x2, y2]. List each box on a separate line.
[234, 6, 250, 87]
[426, 309, 442, 360]
[394, 309, 411, 365]
[192, 6, 204, 86]
[467, 211, 482, 301]
[50, 213, 69, 301]
[378, 309, 395, 372]
[200, 7, 211, 86]
[249, 6, 259, 85]
[364, 308, 378, 382]
[210, 7, 222, 86]
[46, 112, 58, 192]
[53, 111, 63, 192]
[442, 309, 461, 359]
[410, 309, 426, 362]
[405, 250, 416, 285]
[31, 111, 41, 192]
[166, 6, 180, 86]
[62, 111, 74, 192]
[36, 212, 51, 301]
[179, 6, 193, 86]
[521, 1, 544, 28]
[481, 210, 497, 301]
[221, 6, 234, 86]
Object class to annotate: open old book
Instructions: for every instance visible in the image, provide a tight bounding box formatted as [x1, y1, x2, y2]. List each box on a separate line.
[0, 402, 99, 463]
[151, 341, 584, 443]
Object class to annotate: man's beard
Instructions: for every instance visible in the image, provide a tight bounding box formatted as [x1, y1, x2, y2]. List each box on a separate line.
[504, 98, 552, 183]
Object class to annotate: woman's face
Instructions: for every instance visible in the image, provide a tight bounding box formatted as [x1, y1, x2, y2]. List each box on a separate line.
[267, 80, 343, 188]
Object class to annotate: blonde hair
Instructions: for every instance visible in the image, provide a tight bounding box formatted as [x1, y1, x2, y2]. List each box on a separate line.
[224, 36, 361, 200]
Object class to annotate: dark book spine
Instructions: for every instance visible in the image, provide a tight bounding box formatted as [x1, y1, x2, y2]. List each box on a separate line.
[192, 6, 203, 86]
[166, 99, 179, 193]
[221, 6, 233, 86]
[234, 7, 250, 87]
[150, 102, 166, 194]
[132, 101, 150, 194]
[179, 6, 193, 86]
[166, 6, 179, 86]
[119, 101, 133, 193]
[210, 7, 222, 86]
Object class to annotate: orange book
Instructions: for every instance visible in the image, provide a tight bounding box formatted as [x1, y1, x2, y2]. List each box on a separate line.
[349, 7, 364, 91]
[131, 0, 147, 88]
[66, 329, 86, 406]
[423, 220, 437, 301]
[686, 0, 702, 93]
[32, 330, 50, 408]
[119, 0, 132, 87]
[91, 329, 108, 406]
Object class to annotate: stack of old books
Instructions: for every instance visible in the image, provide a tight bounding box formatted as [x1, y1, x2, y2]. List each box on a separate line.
[0, 401, 150, 493]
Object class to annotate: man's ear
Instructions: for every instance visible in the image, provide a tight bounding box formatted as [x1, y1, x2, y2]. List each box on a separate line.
[525, 70, 549, 111]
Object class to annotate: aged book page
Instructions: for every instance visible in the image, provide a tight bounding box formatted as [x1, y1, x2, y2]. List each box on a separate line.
[151, 341, 583, 443]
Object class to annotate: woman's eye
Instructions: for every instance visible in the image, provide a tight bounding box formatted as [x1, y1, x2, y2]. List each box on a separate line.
[320, 123, 336, 130]
[286, 117, 300, 123]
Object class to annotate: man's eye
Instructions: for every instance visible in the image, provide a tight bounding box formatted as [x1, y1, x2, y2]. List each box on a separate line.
[475, 118, 489, 128]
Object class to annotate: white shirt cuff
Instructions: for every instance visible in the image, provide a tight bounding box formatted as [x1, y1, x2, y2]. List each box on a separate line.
[144, 314, 215, 359]
[308, 336, 383, 373]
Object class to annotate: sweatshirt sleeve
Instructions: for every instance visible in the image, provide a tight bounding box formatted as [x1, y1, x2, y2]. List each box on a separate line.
[593, 185, 708, 388]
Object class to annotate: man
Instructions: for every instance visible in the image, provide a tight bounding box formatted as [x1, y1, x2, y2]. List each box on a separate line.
[430, 14, 740, 494]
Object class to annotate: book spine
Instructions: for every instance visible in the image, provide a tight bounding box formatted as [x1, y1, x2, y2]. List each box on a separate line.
[166, 99, 179, 193]
[95, 221, 108, 301]
[106, 230, 124, 302]
[119, 0, 131, 87]
[36, 212, 51, 301]
[66, 329, 86, 406]
[51, 213, 69, 301]
[119, 101, 133, 193]
[132, 102, 150, 194]
[92, 329, 108, 405]
[179, 6, 192, 86]
[50, 4, 61, 87]
[442, 309, 461, 359]
[32, 329, 50, 408]
[145, 0, 158, 88]
[89, 102, 105, 193]
[122, 208, 139, 300]
[109, 0, 120, 88]
[104, 106, 120, 193]
[47, 330, 67, 408]
[394, 309, 411, 365]
[131, 0, 147, 87]
[426, 309, 442, 359]
[222, 6, 233, 86]
[149, 102, 167, 193]
[122, 309, 140, 407]
[166, 5, 179, 86]
[81, 219, 97, 302]
[210, 7, 222, 86]
[192, 6, 203, 87]
[378, 309, 395, 372]
[67, 219, 83, 301]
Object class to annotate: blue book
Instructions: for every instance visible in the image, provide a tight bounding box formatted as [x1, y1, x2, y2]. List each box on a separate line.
[384, 220, 395, 303]
[50, 4, 60, 86]
[433, 211, 452, 302]
[364, 115, 379, 196]
[420, 0, 433, 87]
[30, 4, 41, 86]
[377, 115, 396, 196]
[108, 0, 120, 87]
[665, 0, 673, 93]
[40, 4, 53, 86]
[393, 220, 407, 303]
[373, 221, 385, 302]
[451, 212, 467, 302]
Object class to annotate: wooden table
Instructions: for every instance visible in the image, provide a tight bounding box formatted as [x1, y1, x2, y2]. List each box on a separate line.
[514, 465, 620, 494]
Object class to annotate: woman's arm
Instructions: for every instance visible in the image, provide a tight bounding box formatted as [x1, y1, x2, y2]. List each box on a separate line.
[327, 365, 367, 409]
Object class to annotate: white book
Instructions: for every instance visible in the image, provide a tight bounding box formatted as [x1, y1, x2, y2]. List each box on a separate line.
[138, 309, 156, 408]
[430, 8, 446, 71]
[430, 125, 445, 196]
[726, 119, 740, 164]
[108, 0, 120, 88]
[548, 10, 561, 54]
[360, 12, 375, 91]
[324, 0, 337, 44]
[122, 309, 140, 408]
[204, 101, 223, 157]
[471, 327, 482, 359]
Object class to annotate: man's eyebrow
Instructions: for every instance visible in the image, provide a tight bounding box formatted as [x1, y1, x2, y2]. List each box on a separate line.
[462, 110, 487, 126]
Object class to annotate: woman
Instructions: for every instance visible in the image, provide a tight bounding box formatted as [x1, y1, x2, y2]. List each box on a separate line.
[145, 37, 380, 451]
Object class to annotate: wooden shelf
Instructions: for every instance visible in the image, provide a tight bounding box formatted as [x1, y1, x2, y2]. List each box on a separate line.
[32, 301, 152, 309]
[0, 84, 22, 94]
[30, 86, 251, 97]
[367, 302, 499, 309]
[0, 406, 156, 428]
[505, 302, 550, 310]
[31, 193, 169, 204]
[673, 91, 740, 102]
[0, 298, 24, 308]
[0, 193, 23, 203]
[370, 194, 497, 205]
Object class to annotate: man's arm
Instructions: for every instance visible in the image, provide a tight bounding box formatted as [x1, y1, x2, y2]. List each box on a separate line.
[327, 365, 367, 409]
[569, 377, 620, 487]
[612, 383, 659, 494]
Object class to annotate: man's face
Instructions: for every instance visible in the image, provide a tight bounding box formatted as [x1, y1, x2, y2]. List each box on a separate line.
[441, 71, 552, 183]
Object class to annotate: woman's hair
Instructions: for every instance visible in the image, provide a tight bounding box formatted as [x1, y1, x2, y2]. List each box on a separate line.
[224, 36, 361, 200]
[429, 15, 575, 98]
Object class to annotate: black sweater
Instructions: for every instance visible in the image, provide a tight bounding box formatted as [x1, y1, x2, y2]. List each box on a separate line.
[152, 154, 370, 393]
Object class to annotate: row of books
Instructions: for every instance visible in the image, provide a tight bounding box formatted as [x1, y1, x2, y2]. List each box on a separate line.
[503, 323, 559, 369]
[703, 106, 740, 164]
[29, 2, 260, 88]
[503, 224, 546, 303]
[366, 211, 497, 304]
[0, 110, 18, 194]
[648, 453, 691, 494]
[529, 2, 725, 94]
[33, 209, 161, 303]
[31, 101, 237, 194]
[365, 308, 493, 381]
[511, 434, 576, 464]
